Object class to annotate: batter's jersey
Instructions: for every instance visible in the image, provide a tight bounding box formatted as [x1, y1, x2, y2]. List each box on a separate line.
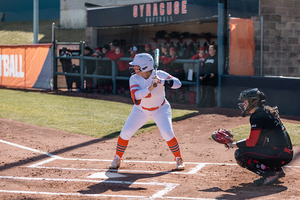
[129, 70, 181, 109]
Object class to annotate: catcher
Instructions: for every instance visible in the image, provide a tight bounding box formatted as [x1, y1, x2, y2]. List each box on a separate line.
[212, 88, 293, 186]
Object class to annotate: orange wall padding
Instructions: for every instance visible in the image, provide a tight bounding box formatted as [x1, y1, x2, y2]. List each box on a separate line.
[229, 18, 255, 76]
[0, 44, 51, 88]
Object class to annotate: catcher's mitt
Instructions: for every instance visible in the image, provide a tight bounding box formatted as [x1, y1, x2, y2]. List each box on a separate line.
[212, 129, 233, 144]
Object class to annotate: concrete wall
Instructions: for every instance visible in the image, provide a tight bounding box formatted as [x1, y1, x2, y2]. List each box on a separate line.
[253, 0, 300, 77]
[60, 0, 166, 28]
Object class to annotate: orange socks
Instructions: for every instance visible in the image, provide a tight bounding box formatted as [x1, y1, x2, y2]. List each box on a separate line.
[115, 136, 181, 160]
[167, 137, 182, 159]
[115, 136, 129, 159]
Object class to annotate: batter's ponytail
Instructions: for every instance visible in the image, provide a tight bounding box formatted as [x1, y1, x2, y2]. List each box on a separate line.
[265, 106, 280, 119]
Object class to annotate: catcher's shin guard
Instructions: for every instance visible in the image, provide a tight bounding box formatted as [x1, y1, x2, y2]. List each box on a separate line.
[235, 149, 275, 176]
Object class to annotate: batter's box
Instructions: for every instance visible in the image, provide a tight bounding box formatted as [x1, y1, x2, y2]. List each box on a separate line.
[0, 175, 179, 199]
[28, 157, 213, 175]
[26, 157, 251, 177]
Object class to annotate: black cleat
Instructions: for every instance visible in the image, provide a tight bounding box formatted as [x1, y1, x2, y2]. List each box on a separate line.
[276, 168, 286, 178]
[254, 175, 279, 186]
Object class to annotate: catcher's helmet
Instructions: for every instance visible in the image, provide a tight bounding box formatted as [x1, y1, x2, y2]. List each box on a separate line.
[129, 53, 154, 74]
[238, 88, 266, 117]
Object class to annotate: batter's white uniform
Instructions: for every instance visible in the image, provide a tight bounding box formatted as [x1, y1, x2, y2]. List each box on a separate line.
[120, 70, 182, 141]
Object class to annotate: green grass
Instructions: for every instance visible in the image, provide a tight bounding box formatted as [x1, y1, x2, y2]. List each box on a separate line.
[0, 89, 197, 138]
[230, 123, 300, 146]
[0, 20, 85, 44]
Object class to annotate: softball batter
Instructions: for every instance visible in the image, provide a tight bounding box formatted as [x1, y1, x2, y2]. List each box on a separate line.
[109, 53, 185, 170]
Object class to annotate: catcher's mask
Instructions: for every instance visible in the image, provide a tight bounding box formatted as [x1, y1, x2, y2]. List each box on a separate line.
[129, 53, 154, 74]
[238, 88, 266, 117]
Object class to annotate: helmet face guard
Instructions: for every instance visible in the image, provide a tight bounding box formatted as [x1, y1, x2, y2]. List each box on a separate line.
[129, 66, 136, 75]
[238, 88, 266, 117]
[238, 100, 253, 117]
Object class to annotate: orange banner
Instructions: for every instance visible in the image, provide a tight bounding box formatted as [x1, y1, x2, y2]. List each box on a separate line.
[0, 44, 52, 89]
[229, 18, 255, 76]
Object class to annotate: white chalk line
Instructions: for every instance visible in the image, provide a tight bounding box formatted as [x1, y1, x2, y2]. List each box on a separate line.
[0, 189, 146, 198]
[0, 176, 179, 199]
[28, 157, 59, 167]
[0, 139, 62, 159]
[1, 139, 299, 199]
[2, 138, 299, 174]
[0, 190, 221, 200]
[28, 165, 213, 175]
[0, 139, 226, 198]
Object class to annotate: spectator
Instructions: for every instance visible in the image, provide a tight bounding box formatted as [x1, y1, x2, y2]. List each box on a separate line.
[161, 45, 169, 57]
[106, 43, 116, 58]
[59, 47, 73, 92]
[83, 46, 95, 92]
[144, 43, 154, 57]
[109, 47, 130, 95]
[129, 46, 138, 58]
[199, 44, 218, 107]
[102, 45, 109, 56]
[191, 46, 208, 70]
[160, 47, 186, 102]
[152, 46, 158, 56]
[91, 47, 101, 93]
[92, 46, 109, 94]
[92, 47, 102, 58]
[159, 45, 171, 74]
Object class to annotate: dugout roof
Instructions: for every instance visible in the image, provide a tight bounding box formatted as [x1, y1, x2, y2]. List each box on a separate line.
[87, 0, 259, 28]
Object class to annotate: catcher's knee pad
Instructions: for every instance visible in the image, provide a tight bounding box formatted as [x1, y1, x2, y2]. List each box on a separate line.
[234, 149, 247, 168]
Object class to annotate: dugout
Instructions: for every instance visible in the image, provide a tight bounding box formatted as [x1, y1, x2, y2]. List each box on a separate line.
[87, 0, 223, 100]
[84, 0, 260, 102]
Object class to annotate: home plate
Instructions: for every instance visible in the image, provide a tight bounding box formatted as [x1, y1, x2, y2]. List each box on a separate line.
[86, 172, 127, 179]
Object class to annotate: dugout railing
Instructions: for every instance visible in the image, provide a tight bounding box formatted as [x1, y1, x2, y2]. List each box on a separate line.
[53, 46, 202, 104]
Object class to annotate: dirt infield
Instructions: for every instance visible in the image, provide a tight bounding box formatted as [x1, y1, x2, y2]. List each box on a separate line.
[1, 91, 300, 200]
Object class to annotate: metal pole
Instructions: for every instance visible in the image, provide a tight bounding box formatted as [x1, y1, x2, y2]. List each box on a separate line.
[52, 23, 57, 89]
[111, 60, 117, 94]
[80, 41, 85, 91]
[217, 2, 225, 107]
[196, 61, 201, 104]
[33, 0, 39, 44]
[260, 15, 264, 76]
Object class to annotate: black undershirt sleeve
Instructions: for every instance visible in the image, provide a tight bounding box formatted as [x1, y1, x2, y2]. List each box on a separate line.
[163, 79, 174, 88]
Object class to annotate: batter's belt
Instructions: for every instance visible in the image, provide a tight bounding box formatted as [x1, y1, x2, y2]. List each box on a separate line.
[142, 99, 165, 111]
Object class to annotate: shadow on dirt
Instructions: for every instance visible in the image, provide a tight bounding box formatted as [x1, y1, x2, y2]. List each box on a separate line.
[77, 169, 177, 195]
[199, 182, 288, 200]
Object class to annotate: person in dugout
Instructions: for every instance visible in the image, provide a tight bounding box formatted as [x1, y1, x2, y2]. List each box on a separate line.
[144, 43, 154, 57]
[191, 46, 208, 70]
[59, 47, 73, 92]
[152, 46, 158, 55]
[93, 46, 111, 94]
[129, 46, 138, 58]
[109, 47, 130, 95]
[83, 46, 95, 92]
[160, 47, 186, 102]
[227, 88, 293, 186]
